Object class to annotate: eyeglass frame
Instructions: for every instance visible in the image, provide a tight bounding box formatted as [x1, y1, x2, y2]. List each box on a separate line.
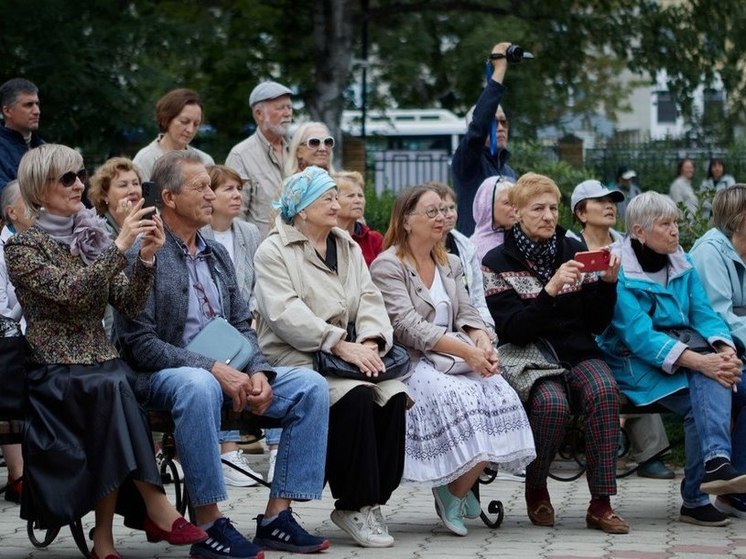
[303, 136, 335, 149]
[408, 205, 449, 219]
[52, 169, 88, 187]
[192, 278, 217, 319]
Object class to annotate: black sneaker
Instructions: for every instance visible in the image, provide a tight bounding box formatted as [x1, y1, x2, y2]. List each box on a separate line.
[190, 517, 264, 559]
[679, 504, 730, 527]
[253, 508, 330, 553]
[700, 458, 746, 495]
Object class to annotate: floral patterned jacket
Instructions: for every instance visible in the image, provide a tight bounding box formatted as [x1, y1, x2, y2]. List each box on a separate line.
[5, 226, 154, 364]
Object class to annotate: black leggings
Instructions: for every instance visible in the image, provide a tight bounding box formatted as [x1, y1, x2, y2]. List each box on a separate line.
[326, 386, 407, 511]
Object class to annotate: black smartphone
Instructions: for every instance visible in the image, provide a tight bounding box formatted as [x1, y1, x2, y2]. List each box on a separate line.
[141, 181, 159, 210]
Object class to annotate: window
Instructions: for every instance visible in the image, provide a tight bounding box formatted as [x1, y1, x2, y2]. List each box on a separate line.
[656, 91, 677, 124]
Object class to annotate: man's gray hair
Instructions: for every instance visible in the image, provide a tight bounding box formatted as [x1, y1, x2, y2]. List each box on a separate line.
[150, 151, 204, 203]
[625, 191, 680, 237]
[0, 78, 38, 108]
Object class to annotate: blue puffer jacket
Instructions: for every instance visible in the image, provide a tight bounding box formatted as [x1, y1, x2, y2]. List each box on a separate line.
[690, 227, 746, 351]
[597, 236, 734, 406]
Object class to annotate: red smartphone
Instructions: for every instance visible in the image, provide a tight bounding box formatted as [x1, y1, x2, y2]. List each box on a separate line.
[574, 249, 611, 272]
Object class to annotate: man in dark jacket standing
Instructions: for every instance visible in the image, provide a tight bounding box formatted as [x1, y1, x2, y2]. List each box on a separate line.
[452, 42, 517, 235]
[0, 78, 43, 191]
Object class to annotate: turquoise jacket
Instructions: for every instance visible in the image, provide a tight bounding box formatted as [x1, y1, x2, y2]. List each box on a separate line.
[597, 236, 733, 406]
[690, 227, 746, 350]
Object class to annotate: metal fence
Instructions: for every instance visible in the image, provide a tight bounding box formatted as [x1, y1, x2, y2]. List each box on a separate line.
[365, 150, 453, 194]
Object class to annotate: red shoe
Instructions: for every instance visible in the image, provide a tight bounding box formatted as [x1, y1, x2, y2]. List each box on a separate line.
[143, 515, 208, 545]
[4, 478, 22, 504]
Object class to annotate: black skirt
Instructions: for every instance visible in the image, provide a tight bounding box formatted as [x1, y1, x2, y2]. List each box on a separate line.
[20, 359, 162, 529]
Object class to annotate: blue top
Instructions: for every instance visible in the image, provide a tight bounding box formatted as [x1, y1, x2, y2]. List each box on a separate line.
[0, 123, 44, 191]
[690, 227, 746, 350]
[597, 236, 734, 405]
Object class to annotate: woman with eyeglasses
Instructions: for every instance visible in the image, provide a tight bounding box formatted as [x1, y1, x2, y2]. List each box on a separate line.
[5, 144, 207, 559]
[333, 170, 383, 267]
[429, 182, 495, 332]
[133, 88, 214, 181]
[285, 121, 337, 176]
[254, 166, 408, 548]
[482, 173, 628, 534]
[370, 184, 535, 537]
[470, 175, 516, 261]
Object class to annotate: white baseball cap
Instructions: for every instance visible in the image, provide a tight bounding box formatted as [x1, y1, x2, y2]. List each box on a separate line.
[571, 180, 625, 213]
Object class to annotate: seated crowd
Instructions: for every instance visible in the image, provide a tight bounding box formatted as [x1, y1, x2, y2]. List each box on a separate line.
[4, 75, 746, 559]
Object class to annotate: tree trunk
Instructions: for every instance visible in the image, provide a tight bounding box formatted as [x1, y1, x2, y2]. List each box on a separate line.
[307, 0, 357, 167]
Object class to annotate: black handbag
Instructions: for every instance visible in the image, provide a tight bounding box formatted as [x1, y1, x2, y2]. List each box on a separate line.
[660, 326, 712, 354]
[0, 316, 28, 417]
[314, 323, 411, 383]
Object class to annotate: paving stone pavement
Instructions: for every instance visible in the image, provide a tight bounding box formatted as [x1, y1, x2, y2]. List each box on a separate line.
[1, 455, 745, 559]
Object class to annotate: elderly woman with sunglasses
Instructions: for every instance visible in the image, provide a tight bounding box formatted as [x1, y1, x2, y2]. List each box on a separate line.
[5, 144, 206, 559]
[254, 166, 409, 548]
[285, 121, 336, 176]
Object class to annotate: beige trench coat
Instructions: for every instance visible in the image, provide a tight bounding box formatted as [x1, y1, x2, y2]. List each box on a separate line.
[254, 216, 410, 407]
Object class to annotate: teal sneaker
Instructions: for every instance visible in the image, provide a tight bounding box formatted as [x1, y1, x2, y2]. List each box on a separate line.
[463, 490, 481, 520]
[432, 486, 468, 536]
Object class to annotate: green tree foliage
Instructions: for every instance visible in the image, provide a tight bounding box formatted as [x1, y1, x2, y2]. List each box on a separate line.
[3, 0, 746, 166]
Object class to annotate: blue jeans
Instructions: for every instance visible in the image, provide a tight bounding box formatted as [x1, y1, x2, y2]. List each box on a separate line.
[264, 428, 282, 446]
[659, 368, 733, 508]
[146, 366, 329, 506]
[730, 373, 746, 471]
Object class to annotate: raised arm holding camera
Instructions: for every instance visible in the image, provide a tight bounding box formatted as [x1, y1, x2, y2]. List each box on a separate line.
[452, 42, 521, 236]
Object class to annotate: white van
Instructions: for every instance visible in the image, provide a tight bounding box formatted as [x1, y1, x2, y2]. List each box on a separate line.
[341, 109, 465, 193]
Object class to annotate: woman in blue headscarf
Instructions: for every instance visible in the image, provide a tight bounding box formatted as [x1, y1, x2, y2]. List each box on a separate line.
[253, 166, 410, 548]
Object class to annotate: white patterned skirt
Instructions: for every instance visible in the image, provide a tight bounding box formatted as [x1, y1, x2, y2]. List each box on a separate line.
[403, 359, 536, 486]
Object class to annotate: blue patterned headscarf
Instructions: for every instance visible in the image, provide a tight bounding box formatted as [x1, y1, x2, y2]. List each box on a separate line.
[273, 166, 337, 223]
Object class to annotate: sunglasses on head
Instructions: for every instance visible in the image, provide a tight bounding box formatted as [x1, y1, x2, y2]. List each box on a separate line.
[303, 136, 335, 149]
[57, 169, 88, 187]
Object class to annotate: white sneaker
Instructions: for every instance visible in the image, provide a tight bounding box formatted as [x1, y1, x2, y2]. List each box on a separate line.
[155, 451, 184, 484]
[330, 505, 394, 548]
[267, 448, 278, 484]
[221, 450, 263, 487]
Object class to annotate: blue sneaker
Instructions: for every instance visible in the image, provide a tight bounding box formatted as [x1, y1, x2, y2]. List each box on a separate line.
[253, 508, 330, 553]
[432, 485, 468, 536]
[189, 517, 263, 559]
[463, 490, 481, 520]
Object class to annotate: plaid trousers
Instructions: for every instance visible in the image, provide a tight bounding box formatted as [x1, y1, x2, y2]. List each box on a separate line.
[525, 358, 620, 496]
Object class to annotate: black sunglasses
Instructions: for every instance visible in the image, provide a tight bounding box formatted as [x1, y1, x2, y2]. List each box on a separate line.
[304, 136, 335, 149]
[57, 169, 88, 187]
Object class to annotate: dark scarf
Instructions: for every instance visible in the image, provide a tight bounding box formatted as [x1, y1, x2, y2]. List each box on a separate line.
[512, 224, 558, 283]
[630, 238, 668, 273]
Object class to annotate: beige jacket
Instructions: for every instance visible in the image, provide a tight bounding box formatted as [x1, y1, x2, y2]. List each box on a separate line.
[370, 247, 487, 362]
[254, 216, 409, 406]
[225, 128, 287, 237]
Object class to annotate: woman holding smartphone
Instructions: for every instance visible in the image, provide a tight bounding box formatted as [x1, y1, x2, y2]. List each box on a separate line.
[569, 179, 674, 481]
[482, 173, 628, 534]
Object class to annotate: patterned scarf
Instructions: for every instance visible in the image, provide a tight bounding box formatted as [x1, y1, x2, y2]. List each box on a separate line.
[512, 224, 558, 284]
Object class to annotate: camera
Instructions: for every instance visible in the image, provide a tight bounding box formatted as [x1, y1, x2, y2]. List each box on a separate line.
[489, 44, 534, 64]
